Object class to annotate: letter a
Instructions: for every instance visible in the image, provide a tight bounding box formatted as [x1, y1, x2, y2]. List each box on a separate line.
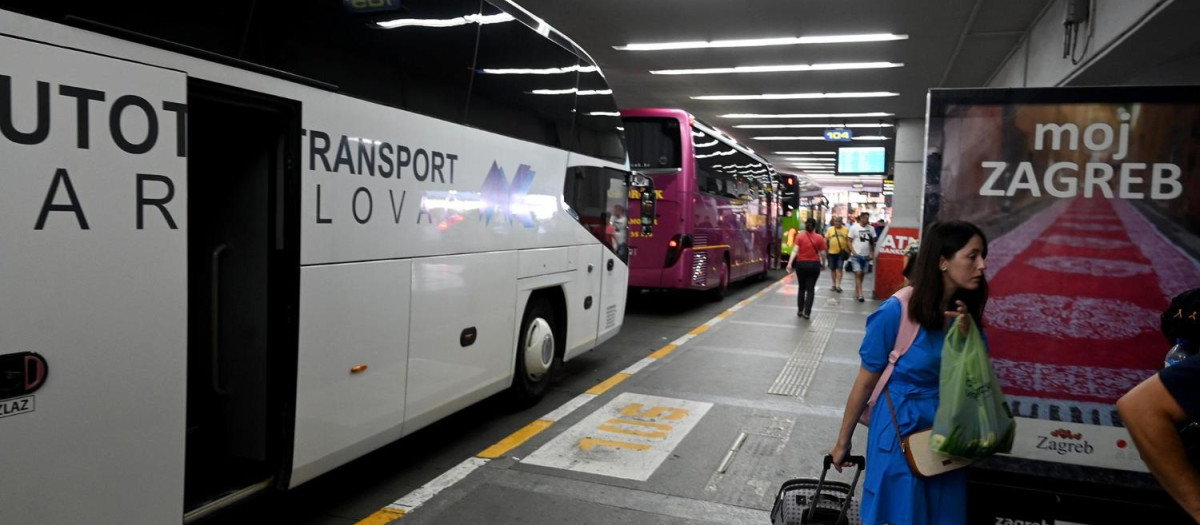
[36, 168, 90, 229]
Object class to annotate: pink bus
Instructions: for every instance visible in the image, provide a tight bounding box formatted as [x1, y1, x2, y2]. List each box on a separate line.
[621, 109, 775, 298]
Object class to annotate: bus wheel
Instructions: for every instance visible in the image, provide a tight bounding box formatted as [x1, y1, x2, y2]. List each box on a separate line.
[509, 298, 557, 405]
[708, 258, 729, 301]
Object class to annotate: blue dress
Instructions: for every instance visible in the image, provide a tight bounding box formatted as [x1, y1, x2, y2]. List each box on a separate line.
[858, 297, 966, 525]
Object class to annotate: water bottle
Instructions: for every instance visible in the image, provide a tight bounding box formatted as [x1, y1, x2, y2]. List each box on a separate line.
[1164, 338, 1194, 368]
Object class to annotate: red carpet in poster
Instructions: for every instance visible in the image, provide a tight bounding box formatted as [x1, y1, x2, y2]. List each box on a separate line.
[983, 197, 1200, 421]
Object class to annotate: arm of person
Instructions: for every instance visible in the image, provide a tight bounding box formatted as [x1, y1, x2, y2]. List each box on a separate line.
[831, 366, 881, 469]
[1117, 375, 1200, 522]
[830, 297, 899, 469]
[786, 247, 798, 274]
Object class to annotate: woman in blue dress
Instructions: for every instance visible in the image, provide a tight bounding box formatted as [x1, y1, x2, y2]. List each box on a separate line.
[829, 221, 990, 525]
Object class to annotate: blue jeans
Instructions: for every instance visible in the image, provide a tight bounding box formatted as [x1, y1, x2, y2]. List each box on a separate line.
[849, 255, 870, 273]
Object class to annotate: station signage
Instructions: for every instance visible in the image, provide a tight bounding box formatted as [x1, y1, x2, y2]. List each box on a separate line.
[823, 128, 853, 142]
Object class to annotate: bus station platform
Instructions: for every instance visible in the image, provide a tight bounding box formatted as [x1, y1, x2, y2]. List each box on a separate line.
[365, 273, 878, 524]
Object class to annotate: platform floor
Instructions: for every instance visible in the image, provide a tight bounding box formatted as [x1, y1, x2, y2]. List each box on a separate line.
[211, 269, 884, 524]
[372, 271, 876, 524]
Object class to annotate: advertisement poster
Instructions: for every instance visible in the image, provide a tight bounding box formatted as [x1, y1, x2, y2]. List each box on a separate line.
[924, 87, 1200, 470]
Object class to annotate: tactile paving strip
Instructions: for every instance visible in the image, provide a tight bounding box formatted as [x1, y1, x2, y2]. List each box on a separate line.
[767, 311, 837, 397]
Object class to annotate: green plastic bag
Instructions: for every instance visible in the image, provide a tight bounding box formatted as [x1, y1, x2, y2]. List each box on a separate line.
[929, 317, 1016, 459]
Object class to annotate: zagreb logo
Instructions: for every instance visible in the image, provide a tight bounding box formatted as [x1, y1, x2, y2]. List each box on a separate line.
[1037, 428, 1093, 455]
[480, 161, 538, 227]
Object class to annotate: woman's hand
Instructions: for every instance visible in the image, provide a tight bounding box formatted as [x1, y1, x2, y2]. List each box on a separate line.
[829, 442, 852, 472]
[786, 263, 794, 274]
[944, 299, 970, 336]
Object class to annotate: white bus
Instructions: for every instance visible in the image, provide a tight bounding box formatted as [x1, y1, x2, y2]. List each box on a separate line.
[0, 1, 649, 522]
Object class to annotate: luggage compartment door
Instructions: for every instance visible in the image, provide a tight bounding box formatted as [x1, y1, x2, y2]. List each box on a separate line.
[0, 35, 188, 524]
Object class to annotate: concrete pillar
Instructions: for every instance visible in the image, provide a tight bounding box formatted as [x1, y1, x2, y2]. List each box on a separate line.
[891, 118, 925, 229]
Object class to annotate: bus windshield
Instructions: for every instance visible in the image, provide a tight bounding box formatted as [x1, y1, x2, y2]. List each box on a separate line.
[623, 117, 682, 171]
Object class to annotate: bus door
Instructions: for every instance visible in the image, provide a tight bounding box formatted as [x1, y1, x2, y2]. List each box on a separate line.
[0, 36, 188, 524]
[184, 81, 300, 517]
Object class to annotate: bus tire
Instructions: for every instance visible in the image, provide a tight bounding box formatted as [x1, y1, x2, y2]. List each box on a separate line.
[509, 297, 557, 405]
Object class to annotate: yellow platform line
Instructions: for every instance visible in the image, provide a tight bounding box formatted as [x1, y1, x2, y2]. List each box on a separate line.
[586, 372, 631, 395]
[477, 419, 554, 459]
[355, 508, 405, 524]
[687, 324, 711, 336]
[649, 344, 678, 359]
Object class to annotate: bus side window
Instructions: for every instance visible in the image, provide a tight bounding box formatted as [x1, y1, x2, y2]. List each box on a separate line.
[258, 0, 481, 124]
[564, 167, 629, 260]
[574, 65, 626, 164]
[467, 2, 579, 148]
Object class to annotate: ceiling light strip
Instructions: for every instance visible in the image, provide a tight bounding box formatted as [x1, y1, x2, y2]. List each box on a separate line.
[734, 123, 894, 129]
[650, 62, 902, 75]
[694, 92, 898, 101]
[614, 33, 908, 51]
[723, 112, 894, 119]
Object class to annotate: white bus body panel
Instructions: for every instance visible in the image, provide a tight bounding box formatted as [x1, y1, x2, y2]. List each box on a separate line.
[292, 260, 412, 487]
[518, 247, 575, 279]
[564, 244, 603, 361]
[403, 252, 518, 434]
[597, 249, 629, 346]
[300, 95, 578, 265]
[0, 36, 187, 524]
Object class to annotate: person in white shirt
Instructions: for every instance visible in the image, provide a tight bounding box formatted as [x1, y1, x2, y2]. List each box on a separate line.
[848, 212, 877, 302]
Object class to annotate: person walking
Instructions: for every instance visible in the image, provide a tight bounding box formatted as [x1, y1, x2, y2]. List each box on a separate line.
[786, 217, 827, 319]
[829, 220, 990, 525]
[825, 216, 850, 293]
[848, 212, 878, 302]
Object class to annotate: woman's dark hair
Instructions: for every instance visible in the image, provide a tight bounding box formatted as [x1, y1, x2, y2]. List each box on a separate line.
[804, 217, 817, 232]
[908, 221, 988, 331]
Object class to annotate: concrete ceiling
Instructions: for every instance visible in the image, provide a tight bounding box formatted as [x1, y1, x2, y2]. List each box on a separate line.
[517, 0, 1051, 182]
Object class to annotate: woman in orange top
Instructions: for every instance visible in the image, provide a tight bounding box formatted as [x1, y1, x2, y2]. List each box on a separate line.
[786, 217, 828, 319]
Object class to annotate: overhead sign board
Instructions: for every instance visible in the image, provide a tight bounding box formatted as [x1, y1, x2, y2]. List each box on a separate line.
[823, 128, 853, 142]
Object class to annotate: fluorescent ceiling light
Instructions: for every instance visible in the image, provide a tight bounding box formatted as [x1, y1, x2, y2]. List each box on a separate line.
[378, 12, 514, 29]
[735, 123, 894, 129]
[783, 158, 835, 162]
[694, 92, 897, 101]
[586, 111, 621, 117]
[694, 140, 719, 148]
[723, 112, 895, 119]
[756, 136, 892, 141]
[774, 151, 837, 155]
[650, 62, 902, 75]
[481, 65, 598, 75]
[614, 33, 908, 51]
[531, 88, 613, 96]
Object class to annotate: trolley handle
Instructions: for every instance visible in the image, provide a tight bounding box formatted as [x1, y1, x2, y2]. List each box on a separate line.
[809, 455, 866, 524]
[822, 454, 866, 471]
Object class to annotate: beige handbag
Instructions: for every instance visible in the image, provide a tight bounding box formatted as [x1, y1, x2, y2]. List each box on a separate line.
[884, 388, 973, 478]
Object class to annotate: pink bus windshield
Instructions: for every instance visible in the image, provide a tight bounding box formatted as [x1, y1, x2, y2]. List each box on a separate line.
[621, 109, 774, 294]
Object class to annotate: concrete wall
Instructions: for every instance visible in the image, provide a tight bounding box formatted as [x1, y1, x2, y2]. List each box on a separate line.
[987, 0, 1173, 88]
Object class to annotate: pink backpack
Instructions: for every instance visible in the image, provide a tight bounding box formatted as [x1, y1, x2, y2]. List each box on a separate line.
[859, 286, 920, 427]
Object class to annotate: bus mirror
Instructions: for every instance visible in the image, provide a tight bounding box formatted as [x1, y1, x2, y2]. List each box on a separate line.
[632, 172, 655, 235]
